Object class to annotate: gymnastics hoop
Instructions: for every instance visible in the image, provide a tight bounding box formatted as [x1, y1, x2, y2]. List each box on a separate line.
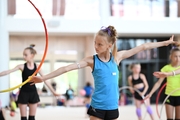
[119, 86, 148, 120]
[0, 0, 48, 93]
[159, 87, 180, 120]
[156, 83, 167, 118]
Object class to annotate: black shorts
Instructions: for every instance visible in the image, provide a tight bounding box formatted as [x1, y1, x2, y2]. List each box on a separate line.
[0, 110, 5, 120]
[165, 95, 180, 106]
[134, 87, 146, 100]
[17, 90, 40, 104]
[87, 106, 119, 120]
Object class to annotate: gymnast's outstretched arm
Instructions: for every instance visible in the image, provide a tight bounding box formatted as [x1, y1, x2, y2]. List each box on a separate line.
[30, 56, 93, 84]
[0, 64, 23, 77]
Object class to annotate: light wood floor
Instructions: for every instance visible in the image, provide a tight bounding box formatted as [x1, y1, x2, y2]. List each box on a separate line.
[5, 104, 166, 120]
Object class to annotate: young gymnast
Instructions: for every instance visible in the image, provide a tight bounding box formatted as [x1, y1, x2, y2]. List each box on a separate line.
[83, 82, 94, 115]
[30, 26, 174, 120]
[65, 85, 74, 107]
[0, 44, 59, 120]
[128, 63, 154, 120]
[146, 46, 180, 120]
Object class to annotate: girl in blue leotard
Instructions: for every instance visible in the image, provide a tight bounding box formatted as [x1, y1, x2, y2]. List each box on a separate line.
[30, 26, 174, 120]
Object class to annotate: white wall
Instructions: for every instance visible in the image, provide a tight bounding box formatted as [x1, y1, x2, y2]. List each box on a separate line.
[0, 0, 10, 107]
[7, 16, 180, 37]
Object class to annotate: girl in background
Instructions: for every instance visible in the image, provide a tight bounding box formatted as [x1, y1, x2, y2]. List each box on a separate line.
[128, 63, 154, 120]
[146, 47, 180, 120]
[0, 44, 59, 120]
[83, 82, 94, 114]
[30, 26, 174, 120]
[65, 85, 74, 107]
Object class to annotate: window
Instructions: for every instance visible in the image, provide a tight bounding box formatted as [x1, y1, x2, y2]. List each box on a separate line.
[110, 0, 177, 18]
[14, 0, 100, 19]
[116, 38, 158, 60]
[64, 0, 100, 19]
[9, 59, 24, 93]
[54, 61, 78, 94]
[15, 0, 52, 18]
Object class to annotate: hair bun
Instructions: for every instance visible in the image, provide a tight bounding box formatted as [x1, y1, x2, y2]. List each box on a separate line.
[30, 44, 35, 48]
[107, 26, 117, 38]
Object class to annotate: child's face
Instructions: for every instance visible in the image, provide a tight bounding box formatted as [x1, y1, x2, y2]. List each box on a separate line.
[94, 35, 112, 54]
[132, 64, 141, 73]
[23, 49, 34, 61]
[170, 51, 180, 65]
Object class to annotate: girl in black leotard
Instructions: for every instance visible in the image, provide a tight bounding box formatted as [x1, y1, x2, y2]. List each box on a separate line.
[0, 44, 59, 120]
[128, 63, 154, 120]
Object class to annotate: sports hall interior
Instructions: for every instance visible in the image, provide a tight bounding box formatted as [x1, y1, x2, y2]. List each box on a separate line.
[0, 0, 180, 120]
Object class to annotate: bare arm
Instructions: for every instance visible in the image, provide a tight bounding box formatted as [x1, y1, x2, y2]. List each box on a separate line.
[140, 74, 149, 96]
[0, 64, 23, 77]
[173, 69, 180, 75]
[43, 57, 92, 81]
[37, 64, 61, 96]
[148, 77, 165, 97]
[128, 75, 134, 94]
[153, 69, 180, 78]
[31, 56, 93, 83]
[38, 69, 59, 96]
[117, 35, 174, 62]
[1, 108, 6, 119]
[157, 68, 180, 77]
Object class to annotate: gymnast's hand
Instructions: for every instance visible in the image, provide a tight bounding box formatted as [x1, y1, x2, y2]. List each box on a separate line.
[153, 72, 168, 78]
[167, 35, 175, 45]
[53, 92, 61, 97]
[129, 89, 134, 94]
[30, 76, 44, 85]
[165, 35, 177, 46]
[144, 94, 151, 100]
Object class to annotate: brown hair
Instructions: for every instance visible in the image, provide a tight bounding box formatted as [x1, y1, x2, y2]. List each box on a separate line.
[170, 46, 180, 55]
[128, 63, 141, 72]
[97, 25, 117, 61]
[168, 45, 180, 62]
[25, 44, 37, 55]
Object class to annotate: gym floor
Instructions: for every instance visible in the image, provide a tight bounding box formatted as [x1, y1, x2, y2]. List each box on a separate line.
[6, 104, 166, 120]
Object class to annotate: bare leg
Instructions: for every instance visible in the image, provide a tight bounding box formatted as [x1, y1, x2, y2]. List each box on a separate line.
[144, 98, 154, 120]
[65, 100, 70, 107]
[90, 116, 103, 120]
[84, 97, 91, 105]
[175, 106, 180, 119]
[165, 104, 174, 119]
[84, 97, 90, 117]
[29, 103, 38, 116]
[2, 108, 6, 120]
[135, 99, 142, 120]
[18, 104, 27, 117]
